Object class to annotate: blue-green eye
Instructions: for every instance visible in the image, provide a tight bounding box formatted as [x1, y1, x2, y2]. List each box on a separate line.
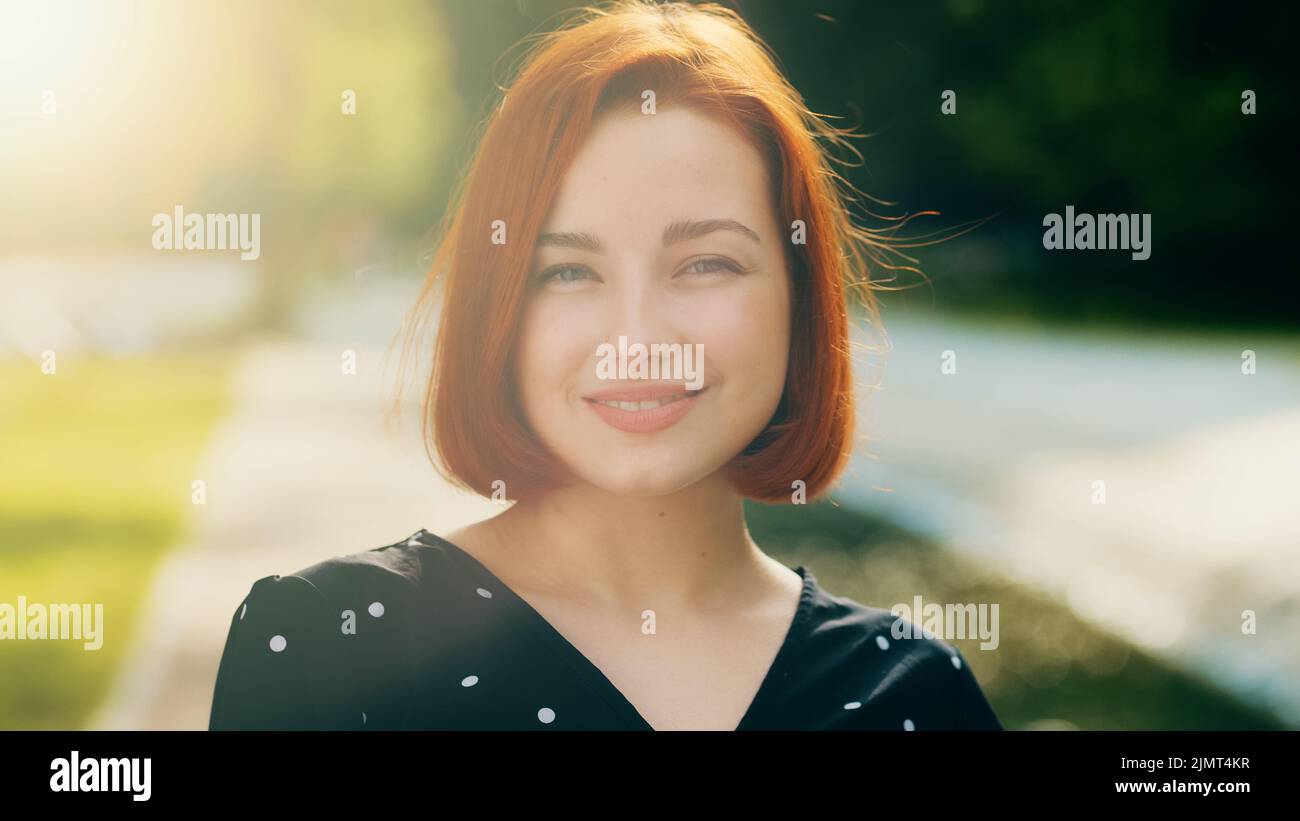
[681, 257, 747, 276]
[536, 264, 595, 285]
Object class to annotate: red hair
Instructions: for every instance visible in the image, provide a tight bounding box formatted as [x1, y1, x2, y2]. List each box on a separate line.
[392, 0, 933, 504]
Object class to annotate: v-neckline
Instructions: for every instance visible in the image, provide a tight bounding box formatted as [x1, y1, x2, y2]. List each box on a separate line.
[418, 529, 816, 731]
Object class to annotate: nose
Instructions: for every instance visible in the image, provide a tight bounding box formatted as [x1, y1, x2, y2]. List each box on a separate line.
[588, 261, 706, 390]
[603, 265, 674, 348]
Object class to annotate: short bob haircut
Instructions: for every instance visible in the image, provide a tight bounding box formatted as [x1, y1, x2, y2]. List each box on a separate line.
[394, 0, 931, 505]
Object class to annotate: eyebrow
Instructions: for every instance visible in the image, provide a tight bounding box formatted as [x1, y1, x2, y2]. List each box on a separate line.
[535, 218, 761, 252]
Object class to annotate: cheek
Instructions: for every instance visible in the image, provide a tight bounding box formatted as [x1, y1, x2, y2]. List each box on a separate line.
[514, 297, 595, 408]
[679, 276, 790, 383]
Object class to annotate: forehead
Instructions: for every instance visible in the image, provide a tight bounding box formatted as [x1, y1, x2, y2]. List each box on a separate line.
[540, 106, 775, 240]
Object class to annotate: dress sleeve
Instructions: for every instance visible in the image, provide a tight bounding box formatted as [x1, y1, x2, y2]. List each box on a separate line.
[208, 574, 356, 730]
[947, 645, 1004, 730]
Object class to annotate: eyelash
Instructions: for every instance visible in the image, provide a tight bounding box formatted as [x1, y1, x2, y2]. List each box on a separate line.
[535, 257, 750, 284]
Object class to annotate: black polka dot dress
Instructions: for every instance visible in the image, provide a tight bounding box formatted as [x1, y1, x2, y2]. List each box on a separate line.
[209, 529, 1004, 730]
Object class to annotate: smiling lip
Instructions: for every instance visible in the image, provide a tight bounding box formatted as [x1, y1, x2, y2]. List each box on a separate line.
[582, 383, 706, 434]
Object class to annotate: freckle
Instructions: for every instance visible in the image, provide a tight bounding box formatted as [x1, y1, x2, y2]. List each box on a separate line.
[658, 512, 665, 517]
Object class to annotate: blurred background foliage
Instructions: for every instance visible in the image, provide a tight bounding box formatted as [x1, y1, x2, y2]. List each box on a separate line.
[0, 356, 231, 728]
[2, 0, 1293, 329]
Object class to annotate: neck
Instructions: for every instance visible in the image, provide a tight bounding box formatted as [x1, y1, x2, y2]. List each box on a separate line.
[477, 473, 771, 610]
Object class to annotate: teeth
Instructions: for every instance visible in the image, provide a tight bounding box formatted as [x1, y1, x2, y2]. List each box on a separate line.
[593, 392, 693, 411]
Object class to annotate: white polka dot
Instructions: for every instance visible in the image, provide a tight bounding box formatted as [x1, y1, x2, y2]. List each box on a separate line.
[844, 701, 862, 710]
[903, 719, 915, 731]
[269, 635, 286, 652]
[951, 654, 962, 669]
[368, 601, 385, 618]
[461, 675, 479, 687]
[239, 603, 246, 620]
[537, 707, 555, 724]
[476, 587, 493, 599]
[875, 635, 889, 650]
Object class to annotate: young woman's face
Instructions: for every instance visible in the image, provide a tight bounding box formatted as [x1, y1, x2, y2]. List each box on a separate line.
[513, 105, 791, 497]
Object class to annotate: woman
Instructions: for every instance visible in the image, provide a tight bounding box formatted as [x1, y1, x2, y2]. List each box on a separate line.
[209, 0, 1003, 731]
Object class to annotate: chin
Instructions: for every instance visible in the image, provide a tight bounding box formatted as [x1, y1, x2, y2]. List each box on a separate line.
[571, 457, 718, 498]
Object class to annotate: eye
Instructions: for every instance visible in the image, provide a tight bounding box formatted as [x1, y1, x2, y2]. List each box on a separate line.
[678, 256, 748, 277]
[536, 263, 597, 286]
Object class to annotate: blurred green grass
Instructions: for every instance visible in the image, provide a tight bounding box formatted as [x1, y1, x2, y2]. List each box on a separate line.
[746, 499, 1289, 730]
[0, 354, 232, 729]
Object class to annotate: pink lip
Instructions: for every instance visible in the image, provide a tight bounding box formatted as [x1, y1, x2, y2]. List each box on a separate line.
[582, 383, 706, 434]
